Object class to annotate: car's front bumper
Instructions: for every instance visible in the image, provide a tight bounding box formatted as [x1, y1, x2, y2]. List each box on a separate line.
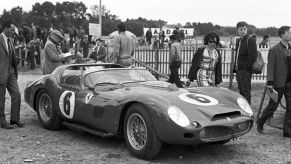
[150, 111, 254, 145]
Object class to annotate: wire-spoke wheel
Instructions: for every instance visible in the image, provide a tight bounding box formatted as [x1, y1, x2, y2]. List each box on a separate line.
[36, 89, 62, 130]
[124, 103, 162, 160]
[127, 113, 147, 150]
[38, 93, 53, 123]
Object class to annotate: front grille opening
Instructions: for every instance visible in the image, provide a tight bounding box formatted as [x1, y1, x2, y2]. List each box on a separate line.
[200, 126, 232, 140]
[212, 111, 241, 121]
[184, 133, 194, 138]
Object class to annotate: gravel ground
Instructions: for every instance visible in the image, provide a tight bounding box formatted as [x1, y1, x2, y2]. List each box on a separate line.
[0, 74, 290, 164]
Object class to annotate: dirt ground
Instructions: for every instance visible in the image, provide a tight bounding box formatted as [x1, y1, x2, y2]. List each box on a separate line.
[0, 74, 290, 164]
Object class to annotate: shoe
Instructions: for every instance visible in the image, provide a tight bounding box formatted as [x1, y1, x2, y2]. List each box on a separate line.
[10, 120, 24, 127]
[283, 131, 291, 138]
[283, 134, 291, 138]
[256, 120, 264, 134]
[0, 121, 14, 129]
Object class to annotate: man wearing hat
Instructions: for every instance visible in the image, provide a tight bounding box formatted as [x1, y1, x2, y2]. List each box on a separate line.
[43, 29, 72, 74]
[0, 20, 24, 129]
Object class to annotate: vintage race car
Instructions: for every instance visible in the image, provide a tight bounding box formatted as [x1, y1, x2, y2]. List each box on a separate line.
[24, 63, 254, 160]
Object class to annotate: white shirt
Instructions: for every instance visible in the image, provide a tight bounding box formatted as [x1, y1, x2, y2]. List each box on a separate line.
[1, 33, 10, 52]
[97, 46, 100, 54]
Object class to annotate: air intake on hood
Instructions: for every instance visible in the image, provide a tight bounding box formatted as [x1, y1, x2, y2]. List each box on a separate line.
[212, 111, 241, 121]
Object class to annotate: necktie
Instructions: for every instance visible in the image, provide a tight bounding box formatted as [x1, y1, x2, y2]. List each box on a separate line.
[7, 38, 12, 55]
[7, 38, 14, 65]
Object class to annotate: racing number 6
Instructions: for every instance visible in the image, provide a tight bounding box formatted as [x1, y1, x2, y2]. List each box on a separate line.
[63, 92, 72, 115]
[187, 94, 211, 104]
[59, 91, 76, 119]
[179, 93, 219, 106]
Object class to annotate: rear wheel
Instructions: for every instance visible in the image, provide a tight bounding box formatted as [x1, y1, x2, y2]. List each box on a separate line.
[124, 104, 162, 160]
[36, 89, 62, 130]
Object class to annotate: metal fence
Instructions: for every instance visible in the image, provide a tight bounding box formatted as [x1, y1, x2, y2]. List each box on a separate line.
[133, 46, 270, 82]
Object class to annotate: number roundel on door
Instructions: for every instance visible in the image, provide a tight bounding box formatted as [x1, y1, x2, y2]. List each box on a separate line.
[179, 93, 218, 106]
[59, 91, 76, 119]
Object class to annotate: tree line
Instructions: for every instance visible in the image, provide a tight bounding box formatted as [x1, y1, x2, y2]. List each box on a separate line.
[0, 1, 278, 37]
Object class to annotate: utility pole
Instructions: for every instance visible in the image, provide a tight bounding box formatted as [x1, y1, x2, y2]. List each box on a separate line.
[99, 0, 102, 37]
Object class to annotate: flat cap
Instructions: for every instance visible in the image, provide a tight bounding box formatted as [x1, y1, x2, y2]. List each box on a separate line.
[50, 30, 64, 41]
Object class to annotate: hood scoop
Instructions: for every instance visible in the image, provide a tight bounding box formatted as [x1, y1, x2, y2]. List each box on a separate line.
[199, 106, 241, 120]
[211, 111, 241, 121]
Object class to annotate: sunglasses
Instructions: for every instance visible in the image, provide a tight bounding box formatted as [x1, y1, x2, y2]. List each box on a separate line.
[208, 41, 217, 44]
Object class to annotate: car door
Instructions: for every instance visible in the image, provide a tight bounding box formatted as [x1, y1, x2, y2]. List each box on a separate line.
[73, 85, 125, 132]
[58, 68, 83, 122]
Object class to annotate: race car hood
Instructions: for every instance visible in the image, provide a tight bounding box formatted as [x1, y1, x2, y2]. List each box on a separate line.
[129, 81, 248, 121]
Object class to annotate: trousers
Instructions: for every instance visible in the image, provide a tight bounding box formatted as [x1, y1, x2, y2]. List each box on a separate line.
[168, 61, 183, 88]
[236, 69, 252, 104]
[0, 66, 21, 122]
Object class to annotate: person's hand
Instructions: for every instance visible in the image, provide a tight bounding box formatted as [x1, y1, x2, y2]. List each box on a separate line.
[69, 48, 75, 55]
[266, 85, 274, 92]
[61, 52, 74, 59]
[185, 79, 191, 87]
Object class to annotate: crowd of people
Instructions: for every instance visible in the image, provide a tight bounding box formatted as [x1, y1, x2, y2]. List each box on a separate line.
[167, 21, 291, 138]
[0, 19, 290, 139]
[145, 26, 185, 49]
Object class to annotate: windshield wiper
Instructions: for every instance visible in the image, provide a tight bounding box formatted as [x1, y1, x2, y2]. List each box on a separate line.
[121, 81, 146, 84]
[94, 82, 119, 86]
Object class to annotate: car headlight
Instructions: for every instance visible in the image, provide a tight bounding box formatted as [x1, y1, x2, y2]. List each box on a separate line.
[237, 97, 253, 116]
[167, 106, 190, 127]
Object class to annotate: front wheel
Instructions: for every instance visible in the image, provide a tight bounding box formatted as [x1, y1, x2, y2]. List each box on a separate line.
[124, 104, 162, 160]
[36, 89, 62, 130]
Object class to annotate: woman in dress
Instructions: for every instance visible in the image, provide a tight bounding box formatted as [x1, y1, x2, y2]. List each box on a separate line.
[188, 32, 222, 87]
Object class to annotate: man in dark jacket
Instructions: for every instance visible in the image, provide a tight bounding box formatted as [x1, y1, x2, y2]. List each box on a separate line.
[234, 21, 257, 104]
[89, 38, 106, 62]
[257, 26, 291, 138]
[146, 28, 152, 46]
[172, 27, 181, 42]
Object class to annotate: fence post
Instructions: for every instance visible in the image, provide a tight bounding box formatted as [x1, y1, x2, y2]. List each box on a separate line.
[229, 46, 235, 89]
[154, 43, 159, 80]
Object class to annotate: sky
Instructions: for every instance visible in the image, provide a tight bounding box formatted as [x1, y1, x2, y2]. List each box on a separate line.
[0, 0, 290, 28]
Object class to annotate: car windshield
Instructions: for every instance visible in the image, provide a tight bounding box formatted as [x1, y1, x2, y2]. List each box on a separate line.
[85, 69, 157, 86]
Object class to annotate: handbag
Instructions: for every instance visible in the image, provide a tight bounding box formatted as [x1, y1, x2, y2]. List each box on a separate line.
[252, 51, 264, 74]
[247, 37, 265, 74]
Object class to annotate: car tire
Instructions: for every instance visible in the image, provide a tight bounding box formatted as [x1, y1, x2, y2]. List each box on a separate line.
[124, 103, 162, 160]
[36, 89, 63, 130]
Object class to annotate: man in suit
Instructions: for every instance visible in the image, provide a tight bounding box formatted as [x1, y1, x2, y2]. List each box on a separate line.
[0, 20, 24, 129]
[89, 38, 106, 62]
[257, 26, 291, 138]
[234, 21, 258, 104]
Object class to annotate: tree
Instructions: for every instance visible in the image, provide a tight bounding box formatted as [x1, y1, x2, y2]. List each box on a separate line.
[0, 7, 25, 26]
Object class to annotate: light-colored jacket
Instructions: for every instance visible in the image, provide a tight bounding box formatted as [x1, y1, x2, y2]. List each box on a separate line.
[110, 33, 135, 62]
[169, 41, 182, 64]
[42, 39, 64, 75]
